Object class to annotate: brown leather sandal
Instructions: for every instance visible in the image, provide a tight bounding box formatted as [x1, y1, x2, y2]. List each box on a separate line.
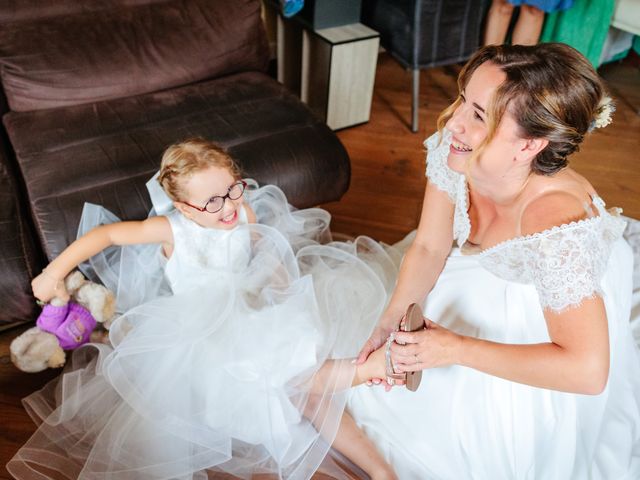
[384, 303, 425, 391]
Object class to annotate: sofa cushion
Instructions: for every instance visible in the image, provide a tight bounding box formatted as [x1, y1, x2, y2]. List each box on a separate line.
[0, 0, 269, 111]
[4, 71, 350, 259]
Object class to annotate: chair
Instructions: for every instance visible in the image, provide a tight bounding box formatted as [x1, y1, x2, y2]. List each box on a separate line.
[361, 0, 489, 132]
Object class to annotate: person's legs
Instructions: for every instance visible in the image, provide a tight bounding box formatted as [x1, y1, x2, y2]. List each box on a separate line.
[511, 4, 545, 45]
[306, 347, 396, 479]
[484, 0, 515, 45]
[332, 411, 397, 480]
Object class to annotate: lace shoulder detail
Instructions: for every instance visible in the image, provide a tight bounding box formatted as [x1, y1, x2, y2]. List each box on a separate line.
[424, 130, 461, 203]
[424, 130, 469, 245]
[479, 198, 627, 312]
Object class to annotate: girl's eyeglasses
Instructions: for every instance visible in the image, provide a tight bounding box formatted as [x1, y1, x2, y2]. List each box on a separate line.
[183, 180, 247, 213]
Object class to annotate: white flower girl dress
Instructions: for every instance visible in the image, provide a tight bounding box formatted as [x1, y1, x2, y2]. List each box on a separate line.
[7, 181, 398, 480]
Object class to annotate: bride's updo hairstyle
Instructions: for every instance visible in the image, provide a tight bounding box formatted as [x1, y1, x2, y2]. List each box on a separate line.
[437, 43, 613, 175]
[157, 138, 242, 201]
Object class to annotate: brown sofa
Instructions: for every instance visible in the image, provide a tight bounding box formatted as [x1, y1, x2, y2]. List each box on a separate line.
[0, 0, 351, 329]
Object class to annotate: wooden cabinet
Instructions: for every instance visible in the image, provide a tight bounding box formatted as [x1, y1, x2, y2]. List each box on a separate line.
[267, 5, 379, 130]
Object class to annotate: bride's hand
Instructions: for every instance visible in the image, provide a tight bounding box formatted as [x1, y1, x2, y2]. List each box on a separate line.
[391, 319, 463, 371]
[356, 316, 399, 365]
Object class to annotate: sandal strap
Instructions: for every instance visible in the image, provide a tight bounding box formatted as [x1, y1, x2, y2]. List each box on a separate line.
[385, 332, 405, 385]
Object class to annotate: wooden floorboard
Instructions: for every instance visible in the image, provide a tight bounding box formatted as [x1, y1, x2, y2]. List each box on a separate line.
[1, 52, 638, 478]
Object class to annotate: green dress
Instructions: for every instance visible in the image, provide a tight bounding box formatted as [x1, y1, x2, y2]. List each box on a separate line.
[540, 0, 615, 66]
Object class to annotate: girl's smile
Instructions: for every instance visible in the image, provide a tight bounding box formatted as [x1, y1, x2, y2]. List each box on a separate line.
[219, 209, 238, 226]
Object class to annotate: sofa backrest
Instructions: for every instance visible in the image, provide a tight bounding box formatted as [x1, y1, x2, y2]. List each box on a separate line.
[0, 0, 164, 23]
[0, 0, 269, 112]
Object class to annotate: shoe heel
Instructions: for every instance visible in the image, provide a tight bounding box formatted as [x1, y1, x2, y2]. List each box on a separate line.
[403, 303, 425, 392]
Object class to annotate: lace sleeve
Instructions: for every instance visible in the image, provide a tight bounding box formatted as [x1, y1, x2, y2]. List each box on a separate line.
[524, 216, 626, 313]
[424, 130, 459, 203]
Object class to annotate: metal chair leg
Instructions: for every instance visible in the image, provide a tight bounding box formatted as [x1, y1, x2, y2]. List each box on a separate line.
[411, 68, 420, 132]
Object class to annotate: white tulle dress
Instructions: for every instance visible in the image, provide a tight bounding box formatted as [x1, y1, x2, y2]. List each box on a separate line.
[7, 182, 399, 480]
[347, 131, 640, 479]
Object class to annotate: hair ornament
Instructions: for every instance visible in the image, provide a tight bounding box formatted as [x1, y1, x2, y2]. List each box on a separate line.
[589, 96, 615, 132]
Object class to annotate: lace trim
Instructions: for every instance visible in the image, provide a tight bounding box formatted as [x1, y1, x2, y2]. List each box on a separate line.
[623, 216, 640, 288]
[478, 208, 627, 312]
[478, 198, 620, 256]
[424, 130, 470, 245]
[455, 177, 471, 247]
[424, 130, 460, 203]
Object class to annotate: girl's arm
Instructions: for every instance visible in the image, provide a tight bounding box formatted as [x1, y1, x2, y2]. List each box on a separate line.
[32, 216, 173, 302]
[356, 180, 455, 362]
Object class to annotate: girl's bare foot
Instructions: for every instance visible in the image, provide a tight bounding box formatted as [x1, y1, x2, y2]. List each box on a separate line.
[353, 343, 387, 386]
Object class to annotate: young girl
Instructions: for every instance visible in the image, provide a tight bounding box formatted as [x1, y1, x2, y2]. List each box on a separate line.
[10, 139, 398, 480]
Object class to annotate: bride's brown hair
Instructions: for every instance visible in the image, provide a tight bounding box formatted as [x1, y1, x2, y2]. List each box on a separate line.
[437, 43, 608, 175]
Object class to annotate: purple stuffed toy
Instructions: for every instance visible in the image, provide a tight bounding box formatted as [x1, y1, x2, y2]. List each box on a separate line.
[10, 271, 116, 373]
[36, 301, 97, 350]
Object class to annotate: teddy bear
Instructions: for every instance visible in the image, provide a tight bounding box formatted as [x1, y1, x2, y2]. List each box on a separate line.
[10, 271, 116, 373]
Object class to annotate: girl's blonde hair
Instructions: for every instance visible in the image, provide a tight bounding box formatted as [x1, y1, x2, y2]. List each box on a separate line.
[437, 43, 608, 175]
[157, 138, 242, 201]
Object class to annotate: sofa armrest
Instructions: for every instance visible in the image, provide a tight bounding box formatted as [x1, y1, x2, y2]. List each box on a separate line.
[0, 138, 43, 328]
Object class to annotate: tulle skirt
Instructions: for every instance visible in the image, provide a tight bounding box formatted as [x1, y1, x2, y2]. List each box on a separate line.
[7, 184, 401, 480]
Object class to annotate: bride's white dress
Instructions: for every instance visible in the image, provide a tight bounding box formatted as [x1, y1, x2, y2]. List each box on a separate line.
[347, 131, 640, 479]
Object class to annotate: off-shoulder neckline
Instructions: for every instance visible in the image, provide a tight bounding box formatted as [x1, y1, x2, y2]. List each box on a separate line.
[477, 196, 616, 256]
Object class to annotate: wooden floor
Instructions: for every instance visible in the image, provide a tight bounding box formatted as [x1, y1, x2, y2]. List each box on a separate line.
[1, 52, 638, 479]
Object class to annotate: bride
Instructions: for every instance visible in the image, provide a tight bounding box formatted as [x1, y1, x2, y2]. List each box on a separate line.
[351, 43, 640, 479]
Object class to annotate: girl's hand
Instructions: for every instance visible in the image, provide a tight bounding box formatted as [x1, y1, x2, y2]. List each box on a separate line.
[390, 319, 463, 372]
[31, 270, 69, 303]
